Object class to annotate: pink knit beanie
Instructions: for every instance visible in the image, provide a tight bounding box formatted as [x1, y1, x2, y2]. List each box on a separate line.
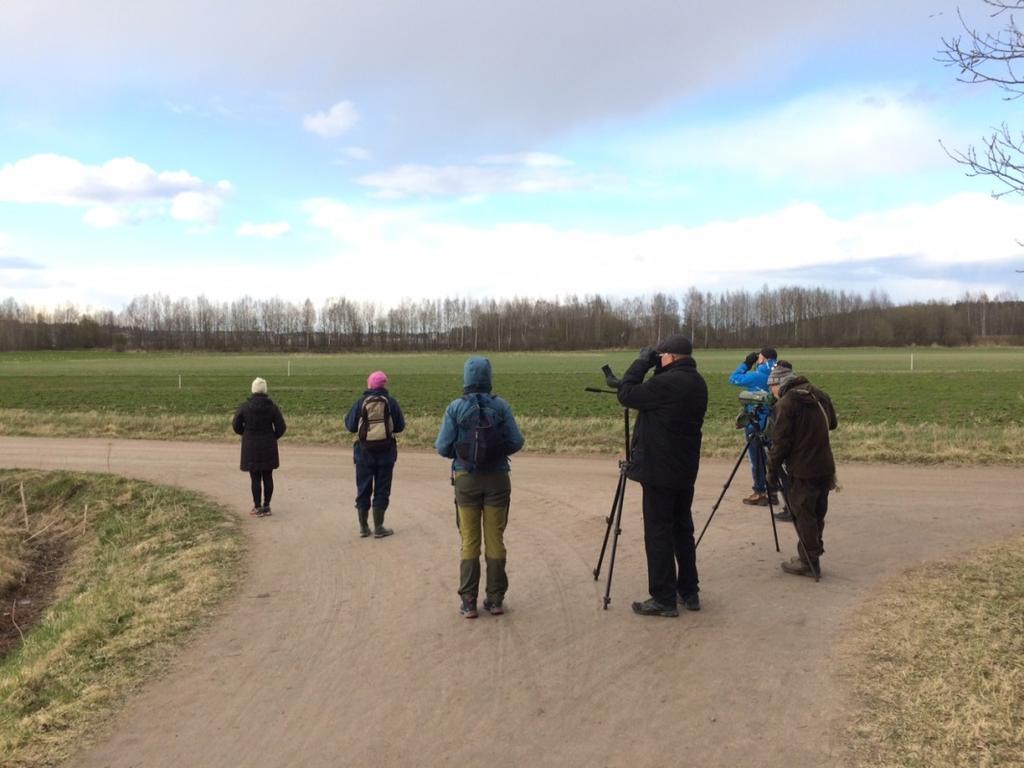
[367, 370, 388, 389]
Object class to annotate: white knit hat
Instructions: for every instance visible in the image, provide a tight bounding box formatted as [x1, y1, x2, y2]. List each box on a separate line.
[251, 377, 268, 394]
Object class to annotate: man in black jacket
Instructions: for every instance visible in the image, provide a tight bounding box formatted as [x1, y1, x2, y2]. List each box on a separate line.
[617, 335, 708, 617]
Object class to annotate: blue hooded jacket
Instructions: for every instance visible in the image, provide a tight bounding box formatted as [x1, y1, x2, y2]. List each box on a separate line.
[728, 358, 777, 391]
[729, 357, 777, 431]
[435, 356, 524, 472]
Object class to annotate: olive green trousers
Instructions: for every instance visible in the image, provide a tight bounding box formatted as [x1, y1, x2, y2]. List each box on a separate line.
[454, 471, 510, 600]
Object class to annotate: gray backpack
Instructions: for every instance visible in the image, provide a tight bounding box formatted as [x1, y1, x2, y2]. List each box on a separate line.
[357, 395, 394, 451]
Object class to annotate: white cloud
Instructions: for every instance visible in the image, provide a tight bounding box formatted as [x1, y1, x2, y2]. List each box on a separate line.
[237, 221, 292, 238]
[645, 87, 953, 183]
[83, 205, 141, 229]
[299, 191, 1024, 302]
[8, 192, 1021, 310]
[303, 101, 360, 137]
[478, 152, 571, 168]
[0, 153, 231, 228]
[0, 154, 204, 206]
[171, 191, 224, 224]
[356, 153, 585, 198]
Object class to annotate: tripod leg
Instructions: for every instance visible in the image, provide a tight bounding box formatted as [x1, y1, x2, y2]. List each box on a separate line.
[778, 471, 820, 582]
[695, 438, 750, 548]
[594, 467, 627, 580]
[760, 440, 780, 552]
[602, 469, 627, 609]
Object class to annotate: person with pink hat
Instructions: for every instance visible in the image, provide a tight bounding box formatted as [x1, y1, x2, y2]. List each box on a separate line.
[344, 370, 406, 538]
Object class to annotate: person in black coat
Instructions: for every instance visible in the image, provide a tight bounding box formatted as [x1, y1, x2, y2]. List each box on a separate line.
[232, 377, 287, 516]
[617, 335, 708, 617]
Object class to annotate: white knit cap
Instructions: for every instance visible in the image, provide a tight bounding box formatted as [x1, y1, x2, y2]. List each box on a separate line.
[251, 377, 268, 394]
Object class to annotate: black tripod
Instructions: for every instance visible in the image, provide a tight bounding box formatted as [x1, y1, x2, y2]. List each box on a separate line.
[587, 386, 631, 610]
[695, 414, 780, 552]
[694, 415, 821, 583]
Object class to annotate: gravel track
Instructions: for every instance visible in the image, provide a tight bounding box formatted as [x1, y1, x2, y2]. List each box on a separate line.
[1, 436, 1020, 768]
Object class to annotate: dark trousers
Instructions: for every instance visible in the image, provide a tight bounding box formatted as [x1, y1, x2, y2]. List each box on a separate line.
[746, 428, 767, 493]
[641, 483, 699, 606]
[249, 469, 273, 507]
[355, 453, 395, 512]
[787, 476, 830, 561]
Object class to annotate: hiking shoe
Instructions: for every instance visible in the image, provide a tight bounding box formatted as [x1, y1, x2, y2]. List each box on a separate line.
[249, 506, 261, 517]
[631, 598, 679, 617]
[678, 592, 701, 612]
[781, 556, 819, 577]
[483, 598, 504, 616]
[373, 526, 394, 538]
[773, 507, 794, 522]
[742, 492, 768, 506]
[257, 505, 272, 516]
[359, 525, 372, 538]
[460, 598, 479, 619]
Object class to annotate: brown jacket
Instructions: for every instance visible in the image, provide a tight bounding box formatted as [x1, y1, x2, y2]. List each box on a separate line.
[767, 376, 837, 482]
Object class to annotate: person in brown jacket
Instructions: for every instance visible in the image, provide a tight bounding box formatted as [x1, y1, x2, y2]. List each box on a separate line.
[766, 367, 837, 577]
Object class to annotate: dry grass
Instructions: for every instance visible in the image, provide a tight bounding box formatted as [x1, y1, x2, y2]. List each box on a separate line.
[0, 470, 244, 768]
[2, 409, 1022, 465]
[841, 538, 1024, 767]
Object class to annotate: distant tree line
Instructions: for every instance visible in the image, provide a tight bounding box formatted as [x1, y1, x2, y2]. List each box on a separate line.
[1, 287, 1022, 352]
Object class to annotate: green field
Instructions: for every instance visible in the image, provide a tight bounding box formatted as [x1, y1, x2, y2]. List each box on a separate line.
[1, 347, 1023, 463]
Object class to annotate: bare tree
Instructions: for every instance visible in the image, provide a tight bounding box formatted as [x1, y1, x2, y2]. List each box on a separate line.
[940, 1, 1024, 202]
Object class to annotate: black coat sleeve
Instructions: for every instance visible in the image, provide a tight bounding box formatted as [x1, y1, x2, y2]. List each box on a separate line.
[273, 406, 287, 439]
[616, 358, 660, 410]
[232, 406, 245, 436]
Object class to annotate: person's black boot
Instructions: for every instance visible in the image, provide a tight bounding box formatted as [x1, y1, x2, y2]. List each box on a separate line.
[372, 507, 393, 538]
[773, 507, 794, 522]
[357, 508, 371, 538]
[631, 598, 679, 617]
[678, 591, 701, 611]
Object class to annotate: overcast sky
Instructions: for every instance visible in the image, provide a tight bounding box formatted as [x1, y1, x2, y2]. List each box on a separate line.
[1, 0, 1022, 311]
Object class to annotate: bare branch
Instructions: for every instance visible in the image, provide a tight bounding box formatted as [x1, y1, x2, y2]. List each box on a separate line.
[940, 2, 1024, 203]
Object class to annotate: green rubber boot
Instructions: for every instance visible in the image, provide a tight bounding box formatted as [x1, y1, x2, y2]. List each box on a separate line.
[357, 508, 371, 538]
[372, 507, 393, 538]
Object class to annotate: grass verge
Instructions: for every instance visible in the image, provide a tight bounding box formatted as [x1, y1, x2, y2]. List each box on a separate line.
[1, 409, 1023, 465]
[841, 537, 1024, 767]
[0, 469, 244, 768]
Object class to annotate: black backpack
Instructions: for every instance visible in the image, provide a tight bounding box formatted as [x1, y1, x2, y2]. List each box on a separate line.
[357, 394, 394, 451]
[455, 394, 505, 471]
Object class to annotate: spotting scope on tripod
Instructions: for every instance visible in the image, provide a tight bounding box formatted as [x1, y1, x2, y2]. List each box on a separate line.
[586, 364, 631, 609]
[695, 389, 781, 552]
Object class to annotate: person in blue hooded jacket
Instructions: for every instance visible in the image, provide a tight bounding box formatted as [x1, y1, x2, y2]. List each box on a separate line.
[435, 356, 525, 619]
[728, 346, 778, 506]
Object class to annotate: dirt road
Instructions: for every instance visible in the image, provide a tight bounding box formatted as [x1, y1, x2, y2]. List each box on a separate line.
[1, 436, 1020, 768]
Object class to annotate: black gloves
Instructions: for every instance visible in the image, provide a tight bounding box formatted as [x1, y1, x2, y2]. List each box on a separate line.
[638, 346, 658, 368]
[744, 352, 758, 369]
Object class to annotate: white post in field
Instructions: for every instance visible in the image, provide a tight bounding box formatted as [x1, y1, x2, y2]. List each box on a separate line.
[910, 352, 914, 371]
[178, 374, 182, 389]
